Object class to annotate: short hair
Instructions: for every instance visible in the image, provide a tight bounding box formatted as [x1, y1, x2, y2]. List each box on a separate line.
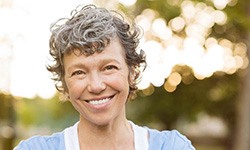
[47, 4, 146, 100]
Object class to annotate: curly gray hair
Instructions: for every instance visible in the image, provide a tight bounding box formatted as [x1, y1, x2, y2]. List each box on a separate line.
[47, 4, 146, 100]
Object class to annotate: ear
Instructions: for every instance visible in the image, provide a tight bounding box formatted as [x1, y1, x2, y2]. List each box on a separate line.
[128, 68, 136, 84]
[66, 94, 70, 99]
[60, 93, 70, 102]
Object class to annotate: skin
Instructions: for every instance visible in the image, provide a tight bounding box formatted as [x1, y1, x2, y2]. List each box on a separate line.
[63, 37, 134, 149]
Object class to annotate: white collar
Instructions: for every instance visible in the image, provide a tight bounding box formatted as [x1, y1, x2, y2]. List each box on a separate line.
[129, 121, 149, 150]
[64, 122, 80, 150]
[64, 121, 148, 150]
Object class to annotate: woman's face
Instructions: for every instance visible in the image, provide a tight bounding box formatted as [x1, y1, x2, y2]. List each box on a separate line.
[63, 38, 130, 126]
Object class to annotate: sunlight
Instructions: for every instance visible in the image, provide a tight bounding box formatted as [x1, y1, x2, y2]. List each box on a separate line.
[211, 0, 231, 10]
[168, 72, 182, 86]
[141, 41, 166, 87]
[135, 15, 151, 31]
[0, 0, 247, 97]
[136, 0, 248, 91]
[118, 0, 136, 6]
[0, 43, 12, 93]
[152, 18, 172, 41]
[164, 81, 177, 93]
[196, 9, 214, 28]
[169, 16, 185, 32]
[181, 37, 205, 67]
[0, 0, 93, 98]
[212, 10, 227, 25]
[181, 1, 196, 20]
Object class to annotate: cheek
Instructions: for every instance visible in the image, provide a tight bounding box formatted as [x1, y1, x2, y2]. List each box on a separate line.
[106, 73, 130, 92]
[67, 80, 86, 99]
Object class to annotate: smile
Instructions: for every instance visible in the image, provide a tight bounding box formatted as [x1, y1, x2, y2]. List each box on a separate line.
[86, 97, 112, 105]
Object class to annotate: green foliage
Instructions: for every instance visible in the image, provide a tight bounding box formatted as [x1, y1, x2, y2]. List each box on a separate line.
[224, 0, 250, 30]
[16, 94, 78, 130]
[127, 69, 240, 130]
[0, 93, 15, 123]
[134, 0, 181, 19]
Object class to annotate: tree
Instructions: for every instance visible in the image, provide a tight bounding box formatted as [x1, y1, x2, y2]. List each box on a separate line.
[16, 94, 78, 130]
[120, 0, 250, 149]
[232, 1, 250, 150]
[0, 93, 16, 150]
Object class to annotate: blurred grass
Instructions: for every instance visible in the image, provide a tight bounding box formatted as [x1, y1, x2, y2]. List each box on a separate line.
[195, 145, 225, 150]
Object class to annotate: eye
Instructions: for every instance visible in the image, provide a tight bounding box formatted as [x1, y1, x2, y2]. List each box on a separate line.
[71, 70, 85, 76]
[104, 65, 118, 71]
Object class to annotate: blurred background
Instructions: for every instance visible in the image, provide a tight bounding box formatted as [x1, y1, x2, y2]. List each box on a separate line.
[0, 0, 250, 149]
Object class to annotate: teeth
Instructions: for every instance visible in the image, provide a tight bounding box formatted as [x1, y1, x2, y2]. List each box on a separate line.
[88, 98, 110, 105]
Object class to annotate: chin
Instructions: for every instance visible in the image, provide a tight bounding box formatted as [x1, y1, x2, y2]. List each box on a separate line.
[90, 119, 114, 128]
[80, 115, 113, 127]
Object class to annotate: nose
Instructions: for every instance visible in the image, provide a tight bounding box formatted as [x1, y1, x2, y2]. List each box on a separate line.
[87, 72, 106, 94]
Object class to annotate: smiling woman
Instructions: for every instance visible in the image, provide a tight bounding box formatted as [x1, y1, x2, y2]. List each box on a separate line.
[14, 4, 195, 150]
[63, 37, 131, 126]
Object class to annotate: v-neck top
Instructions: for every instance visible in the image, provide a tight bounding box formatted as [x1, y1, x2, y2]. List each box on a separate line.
[14, 121, 196, 150]
[64, 121, 149, 150]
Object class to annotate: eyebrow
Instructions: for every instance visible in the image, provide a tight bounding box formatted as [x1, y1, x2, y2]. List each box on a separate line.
[99, 58, 122, 66]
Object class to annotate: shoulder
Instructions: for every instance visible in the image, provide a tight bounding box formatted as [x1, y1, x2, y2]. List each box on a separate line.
[14, 131, 65, 150]
[147, 128, 196, 150]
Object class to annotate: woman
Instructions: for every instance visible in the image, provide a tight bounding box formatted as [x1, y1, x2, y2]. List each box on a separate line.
[15, 4, 195, 150]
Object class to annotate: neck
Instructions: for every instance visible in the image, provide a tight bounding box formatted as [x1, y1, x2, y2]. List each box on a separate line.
[77, 114, 134, 149]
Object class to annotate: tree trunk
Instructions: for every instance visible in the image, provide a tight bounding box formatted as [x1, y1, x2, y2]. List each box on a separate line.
[233, 2, 250, 150]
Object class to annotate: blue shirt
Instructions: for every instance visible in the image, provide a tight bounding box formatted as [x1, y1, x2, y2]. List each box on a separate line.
[15, 128, 195, 150]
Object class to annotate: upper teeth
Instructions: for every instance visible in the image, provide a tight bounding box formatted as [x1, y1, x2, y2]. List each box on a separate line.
[89, 98, 110, 105]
